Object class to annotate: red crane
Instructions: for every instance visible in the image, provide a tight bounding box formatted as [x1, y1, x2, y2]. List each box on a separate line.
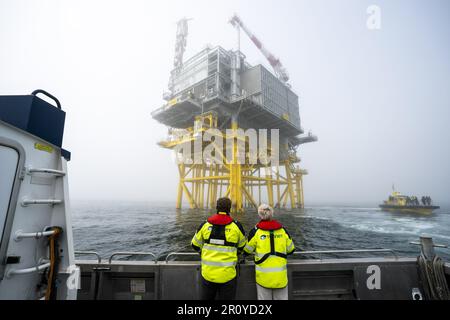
[229, 14, 290, 85]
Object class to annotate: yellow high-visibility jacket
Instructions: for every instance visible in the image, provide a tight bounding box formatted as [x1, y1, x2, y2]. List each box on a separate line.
[191, 212, 246, 283]
[244, 220, 295, 289]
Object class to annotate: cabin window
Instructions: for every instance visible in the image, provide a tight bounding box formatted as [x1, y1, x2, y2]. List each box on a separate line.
[0, 140, 24, 280]
[0, 145, 19, 244]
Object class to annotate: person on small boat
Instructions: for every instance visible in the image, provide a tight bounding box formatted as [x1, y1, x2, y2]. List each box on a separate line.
[406, 196, 411, 206]
[243, 204, 295, 300]
[191, 197, 247, 300]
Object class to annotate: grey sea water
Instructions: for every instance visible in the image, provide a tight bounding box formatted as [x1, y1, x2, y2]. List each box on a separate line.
[72, 201, 450, 261]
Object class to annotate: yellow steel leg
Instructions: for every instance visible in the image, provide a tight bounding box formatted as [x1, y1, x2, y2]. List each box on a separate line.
[276, 166, 281, 208]
[191, 165, 197, 208]
[265, 166, 274, 207]
[229, 120, 243, 213]
[200, 164, 205, 209]
[300, 174, 305, 209]
[182, 181, 196, 209]
[176, 164, 185, 209]
[241, 185, 258, 208]
[258, 169, 261, 206]
[284, 161, 296, 209]
[295, 177, 301, 208]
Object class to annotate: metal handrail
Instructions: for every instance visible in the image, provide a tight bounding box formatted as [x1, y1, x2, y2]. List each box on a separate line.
[27, 167, 66, 176]
[165, 252, 199, 263]
[14, 229, 56, 241]
[164, 249, 398, 263]
[6, 262, 51, 278]
[21, 199, 62, 207]
[291, 249, 398, 260]
[75, 251, 102, 263]
[32, 89, 62, 109]
[410, 241, 448, 248]
[108, 252, 157, 264]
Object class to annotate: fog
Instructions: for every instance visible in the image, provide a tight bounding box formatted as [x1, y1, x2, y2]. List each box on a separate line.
[1, 0, 449, 206]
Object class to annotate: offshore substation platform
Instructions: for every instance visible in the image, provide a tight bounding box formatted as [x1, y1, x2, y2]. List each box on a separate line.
[151, 15, 317, 213]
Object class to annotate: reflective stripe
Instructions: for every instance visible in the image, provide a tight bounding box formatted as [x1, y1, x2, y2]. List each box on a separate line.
[193, 235, 203, 246]
[238, 238, 246, 246]
[202, 260, 237, 267]
[255, 252, 266, 258]
[203, 244, 237, 253]
[244, 244, 254, 252]
[287, 242, 294, 251]
[255, 265, 287, 272]
[209, 238, 225, 245]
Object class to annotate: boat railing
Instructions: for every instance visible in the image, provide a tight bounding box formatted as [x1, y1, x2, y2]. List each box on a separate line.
[108, 252, 158, 264]
[165, 252, 200, 263]
[74, 248, 399, 265]
[74, 251, 102, 263]
[291, 249, 398, 260]
[75, 251, 159, 264]
[410, 241, 447, 248]
[164, 248, 398, 262]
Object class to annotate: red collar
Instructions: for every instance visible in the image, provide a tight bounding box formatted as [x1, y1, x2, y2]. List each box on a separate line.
[208, 213, 233, 225]
[257, 220, 283, 230]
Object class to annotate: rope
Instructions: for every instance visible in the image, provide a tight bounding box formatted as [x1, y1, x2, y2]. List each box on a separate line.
[45, 227, 62, 300]
[417, 253, 450, 300]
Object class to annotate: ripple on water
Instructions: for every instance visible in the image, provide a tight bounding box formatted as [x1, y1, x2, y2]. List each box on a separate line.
[72, 202, 450, 261]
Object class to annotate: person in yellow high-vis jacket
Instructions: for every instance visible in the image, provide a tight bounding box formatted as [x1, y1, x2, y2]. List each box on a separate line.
[191, 197, 246, 300]
[244, 204, 295, 300]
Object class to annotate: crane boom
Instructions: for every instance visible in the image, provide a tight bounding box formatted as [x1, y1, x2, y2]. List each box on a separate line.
[229, 14, 289, 84]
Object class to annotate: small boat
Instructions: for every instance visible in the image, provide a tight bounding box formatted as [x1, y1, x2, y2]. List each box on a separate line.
[379, 189, 440, 215]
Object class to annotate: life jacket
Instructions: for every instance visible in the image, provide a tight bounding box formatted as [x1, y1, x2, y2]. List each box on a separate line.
[253, 220, 287, 264]
[191, 212, 247, 284]
[244, 219, 295, 289]
[204, 213, 238, 247]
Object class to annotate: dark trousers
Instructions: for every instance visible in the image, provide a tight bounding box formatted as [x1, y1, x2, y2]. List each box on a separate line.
[200, 277, 237, 300]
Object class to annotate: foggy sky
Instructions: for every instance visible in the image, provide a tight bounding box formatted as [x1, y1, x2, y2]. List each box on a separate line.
[1, 0, 449, 205]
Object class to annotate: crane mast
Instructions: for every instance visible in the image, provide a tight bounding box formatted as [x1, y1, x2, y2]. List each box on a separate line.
[166, 18, 191, 98]
[229, 14, 290, 85]
[173, 18, 191, 75]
